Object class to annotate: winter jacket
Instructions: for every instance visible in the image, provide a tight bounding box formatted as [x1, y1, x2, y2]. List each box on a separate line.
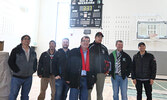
[8, 44, 37, 78]
[109, 50, 132, 79]
[89, 41, 110, 74]
[65, 47, 94, 89]
[132, 51, 157, 80]
[57, 48, 70, 79]
[37, 50, 59, 78]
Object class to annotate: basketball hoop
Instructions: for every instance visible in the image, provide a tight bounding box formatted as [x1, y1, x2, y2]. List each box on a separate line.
[149, 34, 158, 40]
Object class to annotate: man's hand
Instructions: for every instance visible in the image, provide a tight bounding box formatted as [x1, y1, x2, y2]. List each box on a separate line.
[66, 81, 70, 84]
[150, 79, 154, 85]
[38, 75, 42, 78]
[55, 75, 61, 80]
[133, 79, 137, 85]
[105, 71, 109, 76]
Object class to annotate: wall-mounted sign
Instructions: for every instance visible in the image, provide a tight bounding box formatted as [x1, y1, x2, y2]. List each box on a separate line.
[70, 0, 103, 28]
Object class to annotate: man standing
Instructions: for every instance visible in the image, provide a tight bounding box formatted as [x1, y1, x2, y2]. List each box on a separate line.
[109, 40, 132, 100]
[65, 36, 91, 100]
[132, 42, 157, 100]
[8, 35, 37, 100]
[88, 32, 110, 100]
[55, 38, 70, 100]
[37, 40, 59, 100]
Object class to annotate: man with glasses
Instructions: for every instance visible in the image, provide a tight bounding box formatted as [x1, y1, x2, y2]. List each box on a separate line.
[8, 35, 37, 100]
[65, 36, 91, 100]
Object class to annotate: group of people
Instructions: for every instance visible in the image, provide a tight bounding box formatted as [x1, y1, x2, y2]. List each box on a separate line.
[8, 32, 157, 100]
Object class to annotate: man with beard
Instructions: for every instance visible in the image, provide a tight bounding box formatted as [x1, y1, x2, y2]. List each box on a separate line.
[55, 38, 70, 100]
[37, 40, 59, 100]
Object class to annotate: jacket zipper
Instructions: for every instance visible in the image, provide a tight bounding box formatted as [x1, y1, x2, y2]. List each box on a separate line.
[99, 45, 101, 73]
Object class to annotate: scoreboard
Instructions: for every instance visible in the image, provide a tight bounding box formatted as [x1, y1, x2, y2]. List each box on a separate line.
[70, 0, 103, 28]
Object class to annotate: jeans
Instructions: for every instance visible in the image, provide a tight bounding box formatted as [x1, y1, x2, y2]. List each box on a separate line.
[136, 80, 152, 100]
[55, 78, 69, 100]
[9, 76, 32, 100]
[111, 75, 128, 100]
[69, 77, 88, 100]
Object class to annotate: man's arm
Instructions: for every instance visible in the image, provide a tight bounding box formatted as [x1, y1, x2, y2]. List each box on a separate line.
[33, 52, 37, 73]
[8, 49, 20, 73]
[127, 54, 132, 77]
[150, 55, 157, 80]
[131, 55, 137, 85]
[37, 53, 44, 77]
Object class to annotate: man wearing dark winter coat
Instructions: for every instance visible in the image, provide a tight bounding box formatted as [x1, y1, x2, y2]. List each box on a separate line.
[37, 40, 59, 100]
[65, 36, 91, 100]
[88, 32, 110, 100]
[109, 40, 132, 100]
[55, 38, 70, 100]
[8, 35, 37, 100]
[132, 42, 157, 100]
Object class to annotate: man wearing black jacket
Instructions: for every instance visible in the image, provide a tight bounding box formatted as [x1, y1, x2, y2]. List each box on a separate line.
[109, 40, 132, 100]
[8, 35, 37, 100]
[55, 38, 70, 100]
[65, 36, 91, 100]
[88, 32, 110, 100]
[37, 40, 59, 100]
[132, 42, 157, 100]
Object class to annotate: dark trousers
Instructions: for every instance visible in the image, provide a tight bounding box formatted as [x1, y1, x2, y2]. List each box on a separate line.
[136, 80, 152, 100]
[69, 77, 88, 100]
[55, 78, 69, 100]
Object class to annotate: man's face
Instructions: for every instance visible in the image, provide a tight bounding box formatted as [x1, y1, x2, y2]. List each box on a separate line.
[81, 37, 90, 50]
[62, 39, 69, 49]
[116, 42, 123, 51]
[21, 36, 30, 46]
[49, 42, 56, 50]
[95, 35, 103, 43]
[138, 45, 146, 52]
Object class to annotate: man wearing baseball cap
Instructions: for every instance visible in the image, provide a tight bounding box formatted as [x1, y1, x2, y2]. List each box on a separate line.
[88, 32, 110, 100]
[132, 42, 157, 100]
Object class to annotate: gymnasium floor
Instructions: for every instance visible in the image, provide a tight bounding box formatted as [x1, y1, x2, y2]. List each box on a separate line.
[17, 75, 167, 100]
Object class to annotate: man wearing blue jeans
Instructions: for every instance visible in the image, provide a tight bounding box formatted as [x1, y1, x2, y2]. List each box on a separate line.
[8, 35, 37, 100]
[65, 36, 91, 100]
[109, 40, 132, 100]
[55, 38, 70, 100]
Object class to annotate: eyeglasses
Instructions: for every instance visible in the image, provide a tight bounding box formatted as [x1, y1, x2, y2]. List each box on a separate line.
[81, 40, 90, 43]
[23, 38, 30, 40]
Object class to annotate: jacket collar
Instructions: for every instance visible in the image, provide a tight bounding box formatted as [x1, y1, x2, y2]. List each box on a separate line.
[137, 51, 147, 56]
[47, 49, 56, 55]
[59, 48, 69, 53]
[93, 41, 101, 45]
[16, 44, 32, 53]
[115, 49, 124, 54]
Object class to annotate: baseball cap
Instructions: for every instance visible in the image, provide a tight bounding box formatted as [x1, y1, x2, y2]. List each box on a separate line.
[95, 32, 104, 37]
[138, 42, 146, 47]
